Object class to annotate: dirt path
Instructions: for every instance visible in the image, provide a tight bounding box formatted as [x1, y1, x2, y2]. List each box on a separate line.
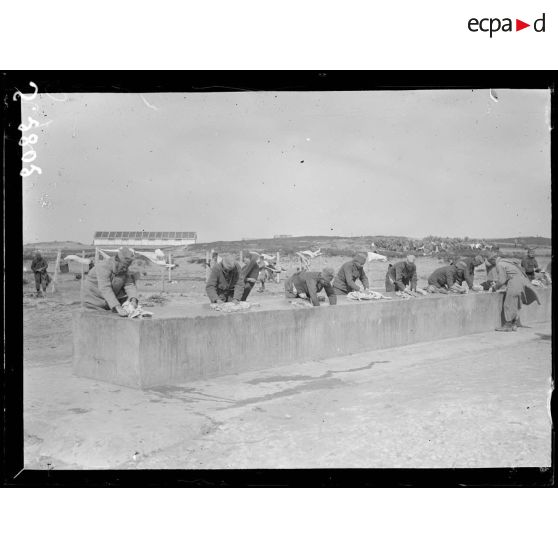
[24, 323, 552, 470]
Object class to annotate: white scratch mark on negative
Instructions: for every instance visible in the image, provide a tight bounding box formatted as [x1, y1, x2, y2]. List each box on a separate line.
[39, 193, 51, 208]
[547, 379, 554, 426]
[140, 95, 159, 111]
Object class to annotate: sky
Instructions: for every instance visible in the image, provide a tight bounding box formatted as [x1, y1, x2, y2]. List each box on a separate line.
[22, 89, 551, 244]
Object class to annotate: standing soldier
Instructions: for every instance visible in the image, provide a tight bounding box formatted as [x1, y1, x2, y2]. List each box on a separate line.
[520, 249, 540, 281]
[30, 251, 50, 297]
[494, 257, 540, 331]
[333, 254, 369, 295]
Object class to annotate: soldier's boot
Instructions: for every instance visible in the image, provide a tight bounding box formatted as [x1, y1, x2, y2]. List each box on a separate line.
[495, 322, 515, 332]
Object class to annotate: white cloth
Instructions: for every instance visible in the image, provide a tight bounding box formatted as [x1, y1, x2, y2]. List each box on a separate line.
[122, 300, 153, 318]
[347, 290, 391, 301]
[136, 250, 176, 268]
[367, 251, 388, 262]
[64, 254, 92, 266]
[289, 299, 313, 308]
[395, 291, 413, 300]
[99, 248, 121, 259]
[298, 249, 321, 258]
[209, 301, 258, 313]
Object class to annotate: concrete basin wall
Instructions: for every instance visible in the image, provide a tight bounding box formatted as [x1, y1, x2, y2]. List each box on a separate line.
[73, 289, 552, 389]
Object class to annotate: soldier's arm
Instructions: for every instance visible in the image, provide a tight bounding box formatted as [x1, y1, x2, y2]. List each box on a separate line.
[463, 268, 474, 289]
[445, 270, 455, 288]
[124, 273, 139, 301]
[394, 265, 406, 291]
[360, 269, 370, 290]
[205, 268, 220, 303]
[233, 270, 245, 301]
[241, 256, 258, 281]
[410, 267, 418, 290]
[324, 282, 337, 305]
[96, 265, 120, 309]
[306, 277, 320, 306]
[343, 264, 359, 291]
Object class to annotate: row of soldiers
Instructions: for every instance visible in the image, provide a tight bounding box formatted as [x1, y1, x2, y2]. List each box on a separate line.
[205, 249, 547, 332]
[206, 250, 546, 301]
[31, 246, 547, 333]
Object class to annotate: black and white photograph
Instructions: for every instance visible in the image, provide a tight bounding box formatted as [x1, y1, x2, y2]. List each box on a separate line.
[5, 74, 553, 483]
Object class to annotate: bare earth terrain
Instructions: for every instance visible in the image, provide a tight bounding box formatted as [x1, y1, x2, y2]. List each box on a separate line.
[22, 255, 552, 469]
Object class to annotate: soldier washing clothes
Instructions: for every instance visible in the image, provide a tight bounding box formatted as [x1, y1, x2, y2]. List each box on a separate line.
[332, 254, 369, 296]
[82, 247, 139, 316]
[426, 263, 467, 294]
[456, 254, 486, 290]
[284, 267, 337, 306]
[385, 254, 418, 293]
[206, 254, 244, 304]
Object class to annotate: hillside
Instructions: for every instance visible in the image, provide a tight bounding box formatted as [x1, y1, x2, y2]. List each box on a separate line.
[486, 237, 551, 246]
[192, 235, 551, 256]
[23, 235, 551, 261]
[23, 241, 96, 260]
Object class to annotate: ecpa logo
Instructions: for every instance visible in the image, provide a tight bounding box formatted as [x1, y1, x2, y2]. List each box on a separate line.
[468, 13, 546, 37]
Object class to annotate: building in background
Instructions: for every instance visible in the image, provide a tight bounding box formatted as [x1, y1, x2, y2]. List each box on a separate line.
[93, 231, 197, 248]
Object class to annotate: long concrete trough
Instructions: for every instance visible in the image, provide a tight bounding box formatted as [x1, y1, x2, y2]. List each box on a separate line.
[73, 289, 552, 389]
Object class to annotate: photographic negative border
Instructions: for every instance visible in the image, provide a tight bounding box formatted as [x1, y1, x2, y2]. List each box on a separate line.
[3, 70, 555, 487]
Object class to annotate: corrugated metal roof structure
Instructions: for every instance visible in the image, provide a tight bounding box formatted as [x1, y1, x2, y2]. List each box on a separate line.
[93, 231, 197, 247]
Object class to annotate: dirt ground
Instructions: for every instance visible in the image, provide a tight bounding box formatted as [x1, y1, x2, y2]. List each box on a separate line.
[23, 324, 552, 469]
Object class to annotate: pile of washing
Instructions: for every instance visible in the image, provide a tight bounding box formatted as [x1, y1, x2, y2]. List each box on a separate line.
[122, 300, 153, 319]
[289, 299, 314, 308]
[394, 288, 430, 299]
[209, 301, 259, 313]
[395, 291, 415, 300]
[347, 290, 391, 301]
[532, 272, 551, 288]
